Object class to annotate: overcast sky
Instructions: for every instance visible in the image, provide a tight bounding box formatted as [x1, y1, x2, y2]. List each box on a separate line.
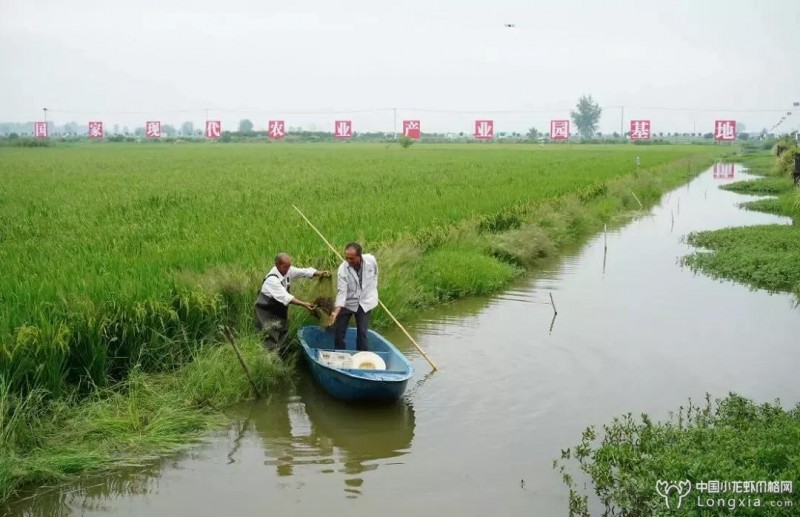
[2, 0, 799, 134]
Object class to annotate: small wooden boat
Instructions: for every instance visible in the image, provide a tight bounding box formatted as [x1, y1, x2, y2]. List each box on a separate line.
[298, 325, 415, 402]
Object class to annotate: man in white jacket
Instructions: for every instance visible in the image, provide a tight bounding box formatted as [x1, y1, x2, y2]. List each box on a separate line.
[330, 242, 378, 351]
[254, 252, 329, 357]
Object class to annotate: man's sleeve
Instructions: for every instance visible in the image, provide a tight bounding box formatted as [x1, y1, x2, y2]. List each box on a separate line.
[264, 276, 294, 306]
[287, 266, 317, 279]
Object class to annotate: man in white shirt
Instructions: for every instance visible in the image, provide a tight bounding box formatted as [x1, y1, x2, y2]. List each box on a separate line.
[329, 242, 379, 351]
[254, 252, 329, 357]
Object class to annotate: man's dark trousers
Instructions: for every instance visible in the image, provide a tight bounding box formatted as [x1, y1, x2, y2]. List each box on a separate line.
[334, 307, 371, 351]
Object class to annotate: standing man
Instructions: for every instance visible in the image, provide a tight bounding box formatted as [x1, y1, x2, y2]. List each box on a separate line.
[329, 242, 379, 351]
[254, 252, 329, 357]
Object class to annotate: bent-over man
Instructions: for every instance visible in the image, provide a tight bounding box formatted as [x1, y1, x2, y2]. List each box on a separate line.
[254, 252, 329, 357]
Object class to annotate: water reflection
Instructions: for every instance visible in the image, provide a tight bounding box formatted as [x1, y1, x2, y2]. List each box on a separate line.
[232, 371, 415, 498]
[6, 462, 163, 517]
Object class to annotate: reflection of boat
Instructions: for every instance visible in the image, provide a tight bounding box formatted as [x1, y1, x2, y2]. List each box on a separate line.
[299, 326, 415, 402]
[247, 371, 416, 498]
[296, 373, 415, 464]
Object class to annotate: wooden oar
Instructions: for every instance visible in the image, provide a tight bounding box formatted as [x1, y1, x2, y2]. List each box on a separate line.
[292, 204, 439, 371]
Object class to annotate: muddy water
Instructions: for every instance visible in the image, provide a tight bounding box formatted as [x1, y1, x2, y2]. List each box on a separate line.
[6, 164, 800, 517]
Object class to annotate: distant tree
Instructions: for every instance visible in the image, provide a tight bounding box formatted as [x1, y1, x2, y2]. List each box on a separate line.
[570, 95, 602, 139]
[526, 127, 540, 140]
[738, 133, 750, 141]
[162, 124, 177, 137]
[181, 121, 194, 136]
[63, 121, 78, 135]
[239, 119, 254, 133]
[703, 132, 713, 139]
[612, 132, 620, 139]
[113, 124, 120, 135]
[134, 127, 145, 137]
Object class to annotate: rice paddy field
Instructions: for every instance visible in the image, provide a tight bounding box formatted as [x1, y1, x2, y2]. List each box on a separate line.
[0, 143, 729, 395]
[0, 142, 732, 503]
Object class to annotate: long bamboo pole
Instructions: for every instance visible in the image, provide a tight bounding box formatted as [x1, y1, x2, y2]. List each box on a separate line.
[292, 205, 438, 371]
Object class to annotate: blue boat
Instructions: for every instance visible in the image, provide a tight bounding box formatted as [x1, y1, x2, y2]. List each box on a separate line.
[298, 325, 415, 402]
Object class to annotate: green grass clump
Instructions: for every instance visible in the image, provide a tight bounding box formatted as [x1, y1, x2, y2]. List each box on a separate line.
[418, 249, 520, 301]
[722, 177, 794, 195]
[684, 226, 800, 294]
[555, 393, 800, 516]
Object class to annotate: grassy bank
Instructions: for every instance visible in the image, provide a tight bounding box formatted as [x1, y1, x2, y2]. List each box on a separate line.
[683, 151, 800, 301]
[554, 393, 800, 516]
[0, 143, 727, 503]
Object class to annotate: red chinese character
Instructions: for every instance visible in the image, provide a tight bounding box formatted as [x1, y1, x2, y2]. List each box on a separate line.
[334, 120, 352, 139]
[714, 120, 736, 141]
[403, 120, 421, 139]
[629, 120, 651, 140]
[474, 120, 494, 140]
[205, 120, 221, 139]
[88, 121, 104, 139]
[268, 120, 285, 140]
[34, 122, 48, 138]
[145, 121, 161, 138]
[550, 120, 569, 140]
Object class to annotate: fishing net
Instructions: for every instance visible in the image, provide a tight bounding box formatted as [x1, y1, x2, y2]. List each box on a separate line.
[308, 276, 336, 327]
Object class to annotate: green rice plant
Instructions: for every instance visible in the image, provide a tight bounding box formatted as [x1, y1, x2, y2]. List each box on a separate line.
[418, 248, 521, 302]
[0, 143, 727, 397]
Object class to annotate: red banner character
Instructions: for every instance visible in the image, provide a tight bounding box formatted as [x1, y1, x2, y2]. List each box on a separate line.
[268, 120, 285, 140]
[629, 120, 651, 140]
[403, 120, 421, 139]
[334, 120, 352, 139]
[474, 120, 494, 140]
[714, 120, 736, 141]
[88, 121, 104, 139]
[205, 120, 221, 139]
[550, 120, 570, 140]
[34, 122, 48, 138]
[146, 121, 161, 138]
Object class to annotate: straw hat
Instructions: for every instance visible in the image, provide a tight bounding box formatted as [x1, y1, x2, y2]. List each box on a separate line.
[351, 351, 386, 370]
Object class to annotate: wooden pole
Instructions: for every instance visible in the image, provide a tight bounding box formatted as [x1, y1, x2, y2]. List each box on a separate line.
[221, 327, 261, 398]
[292, 205, 439, 371]
[631, 191, 643, 210]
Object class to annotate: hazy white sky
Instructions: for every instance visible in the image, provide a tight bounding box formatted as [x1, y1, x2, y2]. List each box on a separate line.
[2, 0, 799, 134]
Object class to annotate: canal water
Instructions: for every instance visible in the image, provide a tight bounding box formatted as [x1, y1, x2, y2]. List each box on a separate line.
[6, 163, 799, 516]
